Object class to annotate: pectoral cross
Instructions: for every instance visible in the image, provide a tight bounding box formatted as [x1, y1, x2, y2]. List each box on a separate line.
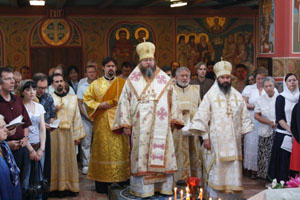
[214, 95, 225, 107]
[143, 37, 146, 42]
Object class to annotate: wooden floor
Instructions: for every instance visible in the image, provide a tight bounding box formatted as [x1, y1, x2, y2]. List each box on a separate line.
[48, 172, 267, 200]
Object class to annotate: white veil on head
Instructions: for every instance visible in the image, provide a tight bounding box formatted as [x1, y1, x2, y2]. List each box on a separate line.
[281, 75, 299, 103]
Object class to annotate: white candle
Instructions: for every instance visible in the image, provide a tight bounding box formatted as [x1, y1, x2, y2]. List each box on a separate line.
[198, 188, 203, 200]
[186, 193, 190, 200]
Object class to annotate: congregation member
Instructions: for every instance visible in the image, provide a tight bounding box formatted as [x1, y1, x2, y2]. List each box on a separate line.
[242, 67, 268, 179]
[190, 62, 214, 100]
[47, 65, 75, 95]
[0, 67, 32, 198]
[246, 73, 255, 86]
[170, 60, 180, 77]
[13, 70, 22, 94]
[83, 57, 130, 194]
[161, 66, 172, 77]
[50, 73, 86, 197]
[67, 65, 80, 93]
[190, 60, 253, 200]
[254, 76, 278, 179]
[20, 79, 46, 200]
[173, 67, 202, 183]
[20, 65, 31, 80]
[33, 73, 56, 199]
[205, 61, 216, 80]
[77, 64, 97, 175]
[290, 93, 300, 174]
[78, 60, 98, 90]
[119, 61, 133, 79]
[232, 64, 247, 93]
[269, 73, 299, 182]
[113, 41, 184, 198]
[0, 113, 22, 200]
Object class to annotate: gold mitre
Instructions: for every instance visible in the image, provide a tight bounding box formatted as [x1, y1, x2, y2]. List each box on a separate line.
[136, 41, 155, 61]
[214, 59, 232, 78]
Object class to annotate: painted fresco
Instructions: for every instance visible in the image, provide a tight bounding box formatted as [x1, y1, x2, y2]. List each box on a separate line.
[108, 24, 154, 67]
[72, 17, 174, 70]
[0, 30, 2, 67]
[272, 57, 300, 77]
[259, 0, 275, 54]
[0, 17, 41, 69]
[272, 57, 300, 92]
[177, 17, 255, 76]
[293, 0, 300, 53]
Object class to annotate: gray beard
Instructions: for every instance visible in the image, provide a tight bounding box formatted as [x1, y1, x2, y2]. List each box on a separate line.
[141, 66, 156, 78]
[177, 80, 189, 88]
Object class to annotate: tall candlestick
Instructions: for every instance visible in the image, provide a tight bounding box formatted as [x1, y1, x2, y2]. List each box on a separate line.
[180, 190, 183, 200]
[174, 187, 177, 200]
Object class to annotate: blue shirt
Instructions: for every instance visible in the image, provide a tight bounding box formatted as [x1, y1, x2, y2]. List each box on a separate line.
[37, 93, 56, 123]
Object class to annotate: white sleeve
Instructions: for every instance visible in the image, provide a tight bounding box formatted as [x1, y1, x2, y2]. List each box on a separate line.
[242, 85, 251, 98]
[77, 86, 84, 99]
[254, 98, 261, 113]
[37, 103, 46, 115]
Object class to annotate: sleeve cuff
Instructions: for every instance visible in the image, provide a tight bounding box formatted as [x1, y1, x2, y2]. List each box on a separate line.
[202, 133, 209, 140]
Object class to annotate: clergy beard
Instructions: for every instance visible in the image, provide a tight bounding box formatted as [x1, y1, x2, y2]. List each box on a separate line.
[217, 80, 231, 94]
[177, 80, 189, 88]
[140, 65, 156, 79]
[56, 85, 64, 93]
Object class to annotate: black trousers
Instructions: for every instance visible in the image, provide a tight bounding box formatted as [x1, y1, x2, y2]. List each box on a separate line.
[42, 131, 51, 200]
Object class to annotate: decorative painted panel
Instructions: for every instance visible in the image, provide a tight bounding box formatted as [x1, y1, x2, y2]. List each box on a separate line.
[176, 17, 255, 76]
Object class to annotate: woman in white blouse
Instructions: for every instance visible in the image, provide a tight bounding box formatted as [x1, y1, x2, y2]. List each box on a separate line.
[254, 76, 278, 179]
[242, 67, 268, 179]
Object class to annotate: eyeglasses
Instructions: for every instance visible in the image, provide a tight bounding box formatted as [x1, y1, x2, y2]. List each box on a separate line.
[37, 86, 47, 90]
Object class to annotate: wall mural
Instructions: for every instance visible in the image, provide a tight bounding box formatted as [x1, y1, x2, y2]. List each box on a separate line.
[293, 0, 300, 53]
[0, 17, 40, 69]
[259, 0, 275, 54]
[108, 24, 154, 67]
[176, 17, 255, 76]
[0, 30, 2, 67]
[71, 17, 174, 70]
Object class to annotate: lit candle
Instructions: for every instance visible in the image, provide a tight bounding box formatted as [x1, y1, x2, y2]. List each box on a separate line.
[198, 188, 203, 200]
[169, 198, 172, 200]
[180, 190, 183, 200]
[218, 198, 221, 200]
[186, 193, 190, 200]
[174, 187, 177, 200]
[209, 198, 212, 200]
[186, 186, 189, 193]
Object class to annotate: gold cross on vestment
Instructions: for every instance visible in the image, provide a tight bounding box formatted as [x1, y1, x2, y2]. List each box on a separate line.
[232, 94, 241, 107]
[214, 95, 225, 107]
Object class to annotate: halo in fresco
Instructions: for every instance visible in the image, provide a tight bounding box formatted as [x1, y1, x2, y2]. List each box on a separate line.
[177, 33, 188, 43]
[134, 27, 149, 40]
[115, 27, 130, 40]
